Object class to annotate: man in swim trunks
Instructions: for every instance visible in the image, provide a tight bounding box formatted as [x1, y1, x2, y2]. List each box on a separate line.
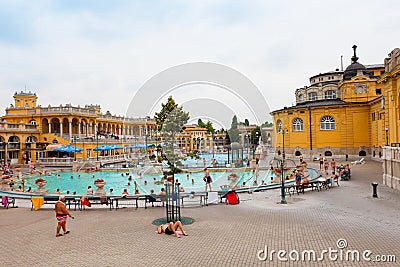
[157, 221, 188, 238]
[55, 195, 74, 237]
[319, 154, 323, 170]
[203, 168, 212, 191]
[295, 170, 303, 188]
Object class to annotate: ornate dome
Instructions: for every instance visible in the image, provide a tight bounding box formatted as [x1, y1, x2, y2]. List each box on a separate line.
[343, 45, 369, 81]
[345, 61, 366, 71]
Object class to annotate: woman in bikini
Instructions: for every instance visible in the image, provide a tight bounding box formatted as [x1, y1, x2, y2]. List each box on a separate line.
[157, 221, 188, 238]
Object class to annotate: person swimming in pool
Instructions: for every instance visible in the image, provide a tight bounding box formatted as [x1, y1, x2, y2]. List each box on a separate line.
[157, 221, 188, 238]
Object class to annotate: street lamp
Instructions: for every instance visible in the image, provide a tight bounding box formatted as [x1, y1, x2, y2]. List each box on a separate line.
[282, 129, 287, 160]
[252, 131, 260, 159]
[212, 131, 214, 158]
[245, 133, 250, 158]
[385, 127, 389, 146]
[280, 129, 287, 204]
[96, 131, 99, 161]
[72, 136, 77, 161]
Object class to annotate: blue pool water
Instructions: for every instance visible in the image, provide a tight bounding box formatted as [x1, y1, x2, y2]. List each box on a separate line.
[24, 169, 275, 195]
[162, 153, 230, 168]
[23, 167, 319, 195]
[20, 151, 318, 195]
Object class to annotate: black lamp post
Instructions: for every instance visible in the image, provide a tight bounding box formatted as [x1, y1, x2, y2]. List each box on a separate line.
[145, 133, 148, 154]
[385, 127, 389, 146]
[280, 129, 287, 204]
[252, 131, 260, 159]
[96, 132, 99, 161]
[245, 134, 250, 158]
[212, 131, 214, 158]
[73, 136, 77, 161]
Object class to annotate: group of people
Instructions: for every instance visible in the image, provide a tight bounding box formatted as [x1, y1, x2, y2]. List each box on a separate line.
[96, 130, 119, 140]
[1, 161, 13, 176]
[319, 155, 337, 175]
[54, 193, 188, 239]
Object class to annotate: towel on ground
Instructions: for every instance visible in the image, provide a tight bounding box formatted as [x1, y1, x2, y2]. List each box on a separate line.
[80, 196, 91, 207]
[31, 196, 44, 210]
[2, 196, 8, 207]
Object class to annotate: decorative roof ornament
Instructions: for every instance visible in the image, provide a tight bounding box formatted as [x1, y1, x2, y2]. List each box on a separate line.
[343, 45, 369, 81]
[351, 45, 359, 63]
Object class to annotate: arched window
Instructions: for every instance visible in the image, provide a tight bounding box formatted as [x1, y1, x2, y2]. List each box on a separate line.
[324, 90, 337, 99]
[292, 118, 303, 132]
[308, 92, 318, 101]
[320, 116, 336, 130]
[277, 120, 282, 133]
[298, 94, 304, 102]
[8, 136, 20, 143]
[26, 136, 37, 143]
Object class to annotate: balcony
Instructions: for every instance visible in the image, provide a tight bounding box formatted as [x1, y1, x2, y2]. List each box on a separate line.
[0, 123, 39, 132]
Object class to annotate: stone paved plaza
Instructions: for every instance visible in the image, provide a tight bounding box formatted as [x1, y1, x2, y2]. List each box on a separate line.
[1, 161, 400, 266]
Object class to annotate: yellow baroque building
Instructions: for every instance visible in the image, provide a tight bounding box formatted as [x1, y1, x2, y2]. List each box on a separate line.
[0, 92, 157, 164]
[176, 125, 227, 152]
[271, 46, 400, 160]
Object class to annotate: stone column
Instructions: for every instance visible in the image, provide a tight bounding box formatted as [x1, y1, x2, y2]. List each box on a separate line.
[31, 143, 37, 163]
[60, 122, 63, 136]
[78, 122, 81, 136]
[48, 122, 52, 134]
[69, 121, 72, 138]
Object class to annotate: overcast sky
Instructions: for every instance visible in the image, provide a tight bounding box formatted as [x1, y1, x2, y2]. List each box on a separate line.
[0, 0, 399, 127]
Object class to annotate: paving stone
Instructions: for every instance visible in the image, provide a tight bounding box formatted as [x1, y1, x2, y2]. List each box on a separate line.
[0, 161, 399, 266]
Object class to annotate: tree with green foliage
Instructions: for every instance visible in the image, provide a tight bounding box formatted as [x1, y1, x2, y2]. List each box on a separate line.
[227, 115, 239, 143]
[225, 131, 231, 144]
[156, 97, 190, 177]
[231, 115, 238, 127]
[250, 126, 262, 145]
[197, 119, 215, 133]
[154, 96, 179, 131]
[198, 119, 206, 128]
[261, 121, 273, 128]
[205, 121, 215, 133]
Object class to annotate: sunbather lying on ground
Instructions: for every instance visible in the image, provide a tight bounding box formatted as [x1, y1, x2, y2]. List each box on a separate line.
[157, 221, 188, 238]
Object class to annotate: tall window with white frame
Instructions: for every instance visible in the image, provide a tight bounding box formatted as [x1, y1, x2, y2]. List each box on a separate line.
[292, 118, 304, 131]
[320, 116, 336, 130]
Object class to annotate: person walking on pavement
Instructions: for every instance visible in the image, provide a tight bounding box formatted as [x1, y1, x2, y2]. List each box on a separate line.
[55, 195, 74, 237]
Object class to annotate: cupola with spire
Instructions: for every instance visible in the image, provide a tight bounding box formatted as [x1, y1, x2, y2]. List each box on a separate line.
[343, 45, 371, 80]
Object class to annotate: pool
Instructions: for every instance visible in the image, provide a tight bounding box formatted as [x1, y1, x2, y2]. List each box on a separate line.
[172, 153, 230, 168]
[22, 167, 319, 195]
[23, 168, 278, 195]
